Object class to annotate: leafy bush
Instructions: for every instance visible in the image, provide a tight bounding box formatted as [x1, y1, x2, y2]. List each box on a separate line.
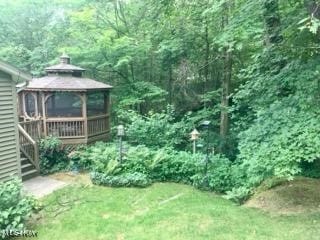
[76, 142, 118, 172]
[84, 142, 202, 184]
[117, 107, 191, 149]
[235, 109, 320, 188]
[81, 142, 236, 195]
[68, 145, 87, 172]
[39, 136, 69, 175]
[150, 149, 200, 183]
[234, 59, 320, 189]
[122, 145, 155, 175]
[91, 172, 151, 187]
[84, 143, 152, 187]
[0, 179, 37, 231]
[77, 142, 148, 175]
[225, 187, 252, 205]
[192, 155, 233, 193]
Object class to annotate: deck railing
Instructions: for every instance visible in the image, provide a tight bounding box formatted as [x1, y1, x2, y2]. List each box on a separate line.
[46, 118, 85, 138]
[18, 124, 39, 171]
[88, 115, 109, 136]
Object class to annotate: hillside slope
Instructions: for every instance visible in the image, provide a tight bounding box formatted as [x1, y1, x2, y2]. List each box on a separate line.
[246, 177, 320, 214]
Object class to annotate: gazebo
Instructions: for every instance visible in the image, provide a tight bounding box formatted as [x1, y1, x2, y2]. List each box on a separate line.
[18, 54, 113, 145]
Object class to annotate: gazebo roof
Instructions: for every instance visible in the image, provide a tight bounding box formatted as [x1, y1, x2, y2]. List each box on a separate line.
[26, 76, 113, 91]
[45, 63, 85, 73]
[25, 54, 112, 91]
[45, 53, 85, 73]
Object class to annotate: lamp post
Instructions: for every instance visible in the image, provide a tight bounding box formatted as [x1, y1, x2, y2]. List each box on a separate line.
[117, 125, 125, 163]
[190, 129, 200, 154]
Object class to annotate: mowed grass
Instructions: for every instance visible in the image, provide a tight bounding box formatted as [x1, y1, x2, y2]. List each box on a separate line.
[25, 183, 320, 240]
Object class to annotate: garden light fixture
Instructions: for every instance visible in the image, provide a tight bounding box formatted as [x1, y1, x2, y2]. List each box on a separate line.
[117, 125, 125, 137]
[117, 125, 125, 162]
[190, 128, 200, 154]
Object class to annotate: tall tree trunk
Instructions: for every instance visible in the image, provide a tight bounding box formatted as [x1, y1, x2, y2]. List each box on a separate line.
[220, 51, 232, 138]
[219, 1, 233, 152]
[168, 65, 173, 104]
[204, 22, 210, 94]
[263, 0, 282, 46]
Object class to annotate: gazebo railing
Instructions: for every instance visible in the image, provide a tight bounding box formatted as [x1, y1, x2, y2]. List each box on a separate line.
[46, 118, 85, 138]
[88, 115, 109, 136]
[19, 115, 109, 142]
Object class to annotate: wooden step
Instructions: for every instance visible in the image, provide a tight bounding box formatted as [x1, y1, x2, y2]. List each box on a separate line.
[22, 169, 39, 181]
[21, 163, 35, 173]
[20, 155, 39, 181]
[20, 157, 29, 165]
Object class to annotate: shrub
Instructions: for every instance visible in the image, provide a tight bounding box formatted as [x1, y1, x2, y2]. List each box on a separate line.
[86, 143, 201, 184]
[68, 145, 87, 172]
[192, 155, 233, 193]
[117, 107, 191, 149]
[39, 136, 69, 175]
[78, 142, 150, 175]
[0, 179, 37, 231]
[75, 142, 118, 172]
[91, 172, 151, 188]
[83, 142, 235, 194]
[122, 145, 155, 175]
[236, 108, 320, 188]
[225, 187, 252, 205]
[86, 143, 153, 187]
[150, 149, 200, 184]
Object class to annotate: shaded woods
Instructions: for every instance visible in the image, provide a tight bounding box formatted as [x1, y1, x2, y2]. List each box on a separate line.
[0, 0, 319, 190]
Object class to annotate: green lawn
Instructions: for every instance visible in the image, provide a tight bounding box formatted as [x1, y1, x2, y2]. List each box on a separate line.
[26, 183, 320, 240]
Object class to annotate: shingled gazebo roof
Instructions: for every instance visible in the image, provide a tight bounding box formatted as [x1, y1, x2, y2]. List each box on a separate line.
[25, 54, 112, 91]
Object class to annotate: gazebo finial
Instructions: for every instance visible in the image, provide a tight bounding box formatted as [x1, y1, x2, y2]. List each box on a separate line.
[60, 53, 70, 64]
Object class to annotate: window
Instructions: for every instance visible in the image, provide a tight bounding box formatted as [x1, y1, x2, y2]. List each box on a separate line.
[46, 92, 82, 117]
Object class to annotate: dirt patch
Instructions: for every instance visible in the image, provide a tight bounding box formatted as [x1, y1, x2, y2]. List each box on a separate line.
[49, 172, 92, 185]
[245, 177, 320, 215]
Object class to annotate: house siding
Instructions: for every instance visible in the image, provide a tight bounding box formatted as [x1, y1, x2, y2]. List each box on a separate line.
[0, 71, 21, 181]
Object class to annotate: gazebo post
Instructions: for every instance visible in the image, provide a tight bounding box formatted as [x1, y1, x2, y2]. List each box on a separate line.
[82, 92, 88, 140]
[41, 92, 47, 137]
[106, 91, 111, 136]
[21, 92, 27, 120]
[104, 91, 107, 115]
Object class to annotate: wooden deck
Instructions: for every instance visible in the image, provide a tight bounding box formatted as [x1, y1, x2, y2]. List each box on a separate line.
[19, 114, 110, 145]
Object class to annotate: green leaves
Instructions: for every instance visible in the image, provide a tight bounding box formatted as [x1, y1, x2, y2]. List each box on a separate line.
[0, 179, 37, 231]
[39, 136, 69, 175]
[91, 172, 152, 188]
[117, 107, 192, 149]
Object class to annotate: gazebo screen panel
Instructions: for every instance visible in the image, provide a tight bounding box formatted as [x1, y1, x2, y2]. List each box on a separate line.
[25, 92, 37, 117]
[46, 92, 83, 118]
[87, 91, 108, 117]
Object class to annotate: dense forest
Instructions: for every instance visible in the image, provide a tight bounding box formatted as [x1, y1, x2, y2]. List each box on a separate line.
[0, 0, 319, 191]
